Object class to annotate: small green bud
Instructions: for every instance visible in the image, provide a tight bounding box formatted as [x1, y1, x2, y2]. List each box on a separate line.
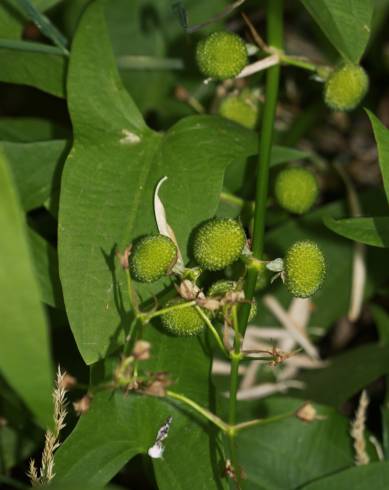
[196, 31, 248, 80]
[274, 167, 319, 215]
[218, 90, 260, 129]
[193, 218, 246, 271]
[208, 280, 256, 321]
[284, 240, 326, 298]
[130, 234, 177, 283]
[160, 299, 205, 336]
[324, 63, 369, 112]
[208, 279, 237, 297]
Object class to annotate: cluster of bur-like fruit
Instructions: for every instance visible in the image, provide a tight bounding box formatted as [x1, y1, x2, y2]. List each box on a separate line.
[195, 30, 369, 123]
[129, 217, 326, 337]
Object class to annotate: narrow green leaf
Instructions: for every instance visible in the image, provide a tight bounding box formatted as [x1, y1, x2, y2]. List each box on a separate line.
[301, 0, 374, 63]
[0, 46, 66, 97]
[366, 110, 389, 204]
[302, 462, 389, 489]
[2, 140, 68, 211]
[324, 216, 389, 247]
[58, 0, 258, 364]
[0, 39, 64, 55]
[0, 150, 53, 428]
[15, 0, 69, 54]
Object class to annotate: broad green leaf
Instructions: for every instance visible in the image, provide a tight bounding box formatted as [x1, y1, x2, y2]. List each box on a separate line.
[324, 216, 389, 247]
[2, 140, 68, 211]
[58, 0, 258, 364]
[297, 343, 389, 406]
[28, 229, 64, 308]
[237, 397, 354, 489]
[0, 150, 53, 428]
[302, 462, 389, 489]
[0, 117, 67, 142]
[0, 45, 66, 97]
[366, 110, 389, 204]
[301, 0, 374, 63]
[54, 326, 225, 489]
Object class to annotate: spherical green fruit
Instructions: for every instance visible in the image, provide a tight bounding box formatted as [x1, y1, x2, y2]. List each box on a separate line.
[218, 90, 260, 129]
[274, 167, 319, 215]
[130, 234, 177, 283]
[193, 218, 246, 271]
[160, 299, 205, 336]
[207, 280, 256, 321]
[284, 240, 326, 298]
[324, 64, 369, 112]
[196, 31, 248, 80]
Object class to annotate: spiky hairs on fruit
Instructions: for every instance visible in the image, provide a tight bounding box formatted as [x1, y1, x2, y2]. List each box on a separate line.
[274, 167, 319, 215]
[129, 234, 177, 283]
[193, 218, 246, 271]
[324, 63, 369, 112]
[218, 90, 260, 129]
[160, 299, 205, 336]
[196, 31, 248, 80]
[284, 240, 326, 298]
[207, 279, 257, 321]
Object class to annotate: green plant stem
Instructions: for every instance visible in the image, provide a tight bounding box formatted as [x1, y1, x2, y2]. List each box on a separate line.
[234, 410, 295, 432]
[195, 306, 230, 358]
[142, 300, 196, 322]
[239, 0, 283, 338]
[166, 390, 229, 432]
[226, 306, 244, 487]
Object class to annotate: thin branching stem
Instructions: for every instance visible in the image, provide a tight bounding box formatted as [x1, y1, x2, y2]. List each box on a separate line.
[195, 306, 230, 358]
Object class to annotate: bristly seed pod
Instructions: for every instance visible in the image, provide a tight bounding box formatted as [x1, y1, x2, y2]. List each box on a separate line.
[284, 240, 326, 298]
[324, 63, 369, 112]
[193, 218, 246, 271]
[274, 167, 319, 215]
[196, 31, 248, 80]
[160, 299, 205, 336]
[129, 234, 177, 283]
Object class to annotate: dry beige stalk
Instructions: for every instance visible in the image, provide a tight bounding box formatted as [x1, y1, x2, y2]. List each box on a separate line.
[351, 390, 370, 466]
[27, 366, 68, 486]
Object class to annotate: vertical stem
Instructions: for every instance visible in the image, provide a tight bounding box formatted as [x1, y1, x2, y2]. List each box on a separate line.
[225, 3, 284, 486]
[227, 307, 243, 488]
[239, 0, 284, 337]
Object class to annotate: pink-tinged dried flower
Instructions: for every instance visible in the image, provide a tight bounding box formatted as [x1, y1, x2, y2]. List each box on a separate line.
[133, 340, 151, 361]
[73, 394, 92, 416]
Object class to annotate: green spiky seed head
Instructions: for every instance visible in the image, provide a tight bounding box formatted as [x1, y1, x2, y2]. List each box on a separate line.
[129, 234, 177, 283]
[284, 240, 326, 298]
[196, 31, 248, 80]
[274, 167, 319, 215]
[218, 90, 260, 129]
[193, 218, 246, 271]
[207, 280, 256, 321]
[324, 64, 369, 111]
[160, 299, 205, 336]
